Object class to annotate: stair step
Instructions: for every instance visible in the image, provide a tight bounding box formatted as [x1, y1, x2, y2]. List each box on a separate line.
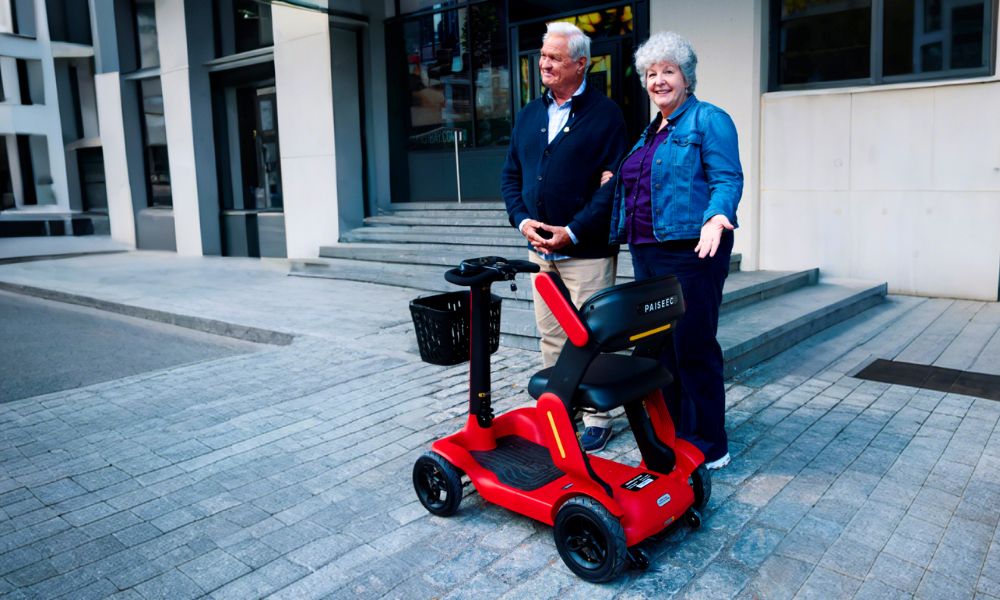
[387, 201, 505, 211]
[366, 214, 510, 227]
[341, 226, 521, 246]
[297, 206, 888, 379]
[290, 258, 806, 313]
[501, 282, 887, 372]
[719, 281, 887, 378]
[318, 243, 743, 276]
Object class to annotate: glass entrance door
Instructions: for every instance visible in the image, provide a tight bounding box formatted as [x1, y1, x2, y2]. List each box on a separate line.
[250, 87, 282, 210]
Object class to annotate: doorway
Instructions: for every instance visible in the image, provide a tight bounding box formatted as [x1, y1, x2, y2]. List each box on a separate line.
[237, 85, 282, 211]
[212, 63, 287, 258]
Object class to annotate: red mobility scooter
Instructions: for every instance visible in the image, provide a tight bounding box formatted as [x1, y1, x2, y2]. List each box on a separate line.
[409, 256, 710, 582]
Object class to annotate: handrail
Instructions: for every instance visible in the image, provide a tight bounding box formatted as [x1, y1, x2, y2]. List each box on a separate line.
[408, 126, 465, 203]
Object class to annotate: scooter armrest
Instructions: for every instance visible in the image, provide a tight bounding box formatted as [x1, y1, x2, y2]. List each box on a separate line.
[534, 273, 589, 347]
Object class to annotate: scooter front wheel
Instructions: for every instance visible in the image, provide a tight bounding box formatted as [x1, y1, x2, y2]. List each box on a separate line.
[553, 496, 628, 582]
[413, 452, 464, 516]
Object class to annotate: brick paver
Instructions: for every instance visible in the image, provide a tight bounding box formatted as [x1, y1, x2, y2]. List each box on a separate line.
[1, 256, 998, 599]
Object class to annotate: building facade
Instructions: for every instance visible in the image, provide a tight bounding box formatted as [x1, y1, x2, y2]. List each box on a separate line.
[3, 0, 998, 301]
[0, 0, 106, 235]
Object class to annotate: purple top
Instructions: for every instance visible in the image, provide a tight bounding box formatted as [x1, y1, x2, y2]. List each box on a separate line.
[621, 122, 673, 245]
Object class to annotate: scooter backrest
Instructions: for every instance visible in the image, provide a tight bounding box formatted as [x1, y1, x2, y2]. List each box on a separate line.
[578, 274, 684, 352]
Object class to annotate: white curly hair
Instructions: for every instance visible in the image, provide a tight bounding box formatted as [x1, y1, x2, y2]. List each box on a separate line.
[543, 21, 591, 69]
[634, 31, 698, 93]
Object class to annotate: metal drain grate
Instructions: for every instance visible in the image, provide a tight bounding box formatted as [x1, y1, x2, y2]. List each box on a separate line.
[854, 359, 1000, 402]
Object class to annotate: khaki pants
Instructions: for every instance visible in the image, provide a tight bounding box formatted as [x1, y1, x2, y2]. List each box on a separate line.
[529, 252, 617, 428]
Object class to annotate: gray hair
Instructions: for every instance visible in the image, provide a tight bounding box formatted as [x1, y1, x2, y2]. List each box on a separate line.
[634, 31, 698, 93]
[543, 21, 591, 69]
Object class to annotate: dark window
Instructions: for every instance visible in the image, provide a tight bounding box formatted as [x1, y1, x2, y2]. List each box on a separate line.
[772, 0, 995, 89]
[139, 78, 172, 207]
[15, 59, 33, 105]
[11, 0, 37, 38]
[133, 0, 160, 69]
[69, 66, 84, 140]
[234, 0, 273, 53]
[212, 0, 274, 58]
[0, 140, 13, 210]
[46, 0, 93, 44]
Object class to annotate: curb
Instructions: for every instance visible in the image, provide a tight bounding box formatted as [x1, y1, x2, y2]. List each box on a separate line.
[0, 281, 295, 346]
[0, 250, 129, 265]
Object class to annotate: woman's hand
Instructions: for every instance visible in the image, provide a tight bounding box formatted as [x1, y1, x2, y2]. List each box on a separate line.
[694, 214, 734, 259]
[600, 170, 614, 186]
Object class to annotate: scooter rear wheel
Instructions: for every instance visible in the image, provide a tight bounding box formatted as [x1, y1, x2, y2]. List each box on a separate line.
[553, 496, 628, 582]
[413, 452, 463, 516]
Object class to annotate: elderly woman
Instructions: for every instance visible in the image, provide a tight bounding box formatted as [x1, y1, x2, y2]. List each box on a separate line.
[608, 31, 743, 470]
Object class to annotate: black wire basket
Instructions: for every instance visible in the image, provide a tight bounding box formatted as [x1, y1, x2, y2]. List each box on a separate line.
[409, 291, 502, 366]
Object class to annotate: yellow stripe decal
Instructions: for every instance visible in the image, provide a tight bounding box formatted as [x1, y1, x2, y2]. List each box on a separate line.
[629, 322, 672, 342]
[547, 411, 566, 459]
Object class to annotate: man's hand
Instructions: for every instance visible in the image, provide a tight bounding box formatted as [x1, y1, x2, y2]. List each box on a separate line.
[520, 219, 551, 247]
[694, 214, 735, 259]
[533, 223, 572, 253]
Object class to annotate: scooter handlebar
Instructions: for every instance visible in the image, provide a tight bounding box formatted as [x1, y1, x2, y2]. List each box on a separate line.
[444, 256, 539, 287]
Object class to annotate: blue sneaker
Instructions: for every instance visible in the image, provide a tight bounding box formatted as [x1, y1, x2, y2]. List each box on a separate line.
[580, 427, 612, 452]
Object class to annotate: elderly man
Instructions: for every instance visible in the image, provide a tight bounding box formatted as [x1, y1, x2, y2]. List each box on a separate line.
[501, 21, 627, 452]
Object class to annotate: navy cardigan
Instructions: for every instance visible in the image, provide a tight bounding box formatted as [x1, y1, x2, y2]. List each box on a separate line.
[501, 85, 627, 259]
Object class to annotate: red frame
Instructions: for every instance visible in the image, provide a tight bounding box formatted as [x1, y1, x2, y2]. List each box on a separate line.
[432, 388, 703, 546]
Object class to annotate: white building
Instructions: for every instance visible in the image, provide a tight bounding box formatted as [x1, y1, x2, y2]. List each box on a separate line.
[0, 0, 105, 235]
[3, 0, 998, 301]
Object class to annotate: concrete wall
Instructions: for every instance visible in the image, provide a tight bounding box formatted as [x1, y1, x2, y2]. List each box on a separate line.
[272, 5, 339, 259]
[760, 80, 1000, 300]
[155, 0, 219, 255]
[649, 0, 764, 270]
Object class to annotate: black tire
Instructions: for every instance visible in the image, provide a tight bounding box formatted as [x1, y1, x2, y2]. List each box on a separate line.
[690, 465, 711, 510]
[553, 496, 628, 582]
[412, 452, 463, 517]
[685, 508, 702, 529]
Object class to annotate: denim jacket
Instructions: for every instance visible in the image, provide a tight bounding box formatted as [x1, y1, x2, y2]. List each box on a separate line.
[610, 95, 743, 243]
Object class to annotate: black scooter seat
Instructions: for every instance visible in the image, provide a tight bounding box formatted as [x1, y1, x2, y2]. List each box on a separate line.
[527, 354, 673, 412]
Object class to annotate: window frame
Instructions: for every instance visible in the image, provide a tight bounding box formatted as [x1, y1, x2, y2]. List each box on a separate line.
[768, 0, 999, 91]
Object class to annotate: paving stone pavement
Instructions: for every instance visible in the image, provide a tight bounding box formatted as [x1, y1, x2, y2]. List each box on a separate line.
[1, 252, 999, 599]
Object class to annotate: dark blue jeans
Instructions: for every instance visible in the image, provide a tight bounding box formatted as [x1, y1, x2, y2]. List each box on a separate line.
[629, 232, 732, 463]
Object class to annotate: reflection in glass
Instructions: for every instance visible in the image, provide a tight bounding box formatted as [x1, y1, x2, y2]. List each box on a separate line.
[778, 1, 871, 85]
[550, 6, 633, 38]
[883, 0, 986, 76]
[235, 0, 273, 53]
[405, 8, 471, 150]
[588, 54, 612, 98]
[134, 0, 159, 69]
[470, 2, 510, 147]
[139, 78, 171, 207]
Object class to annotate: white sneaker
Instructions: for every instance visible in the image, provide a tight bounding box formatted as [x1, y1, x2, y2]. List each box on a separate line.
[704, 453, 731, 470]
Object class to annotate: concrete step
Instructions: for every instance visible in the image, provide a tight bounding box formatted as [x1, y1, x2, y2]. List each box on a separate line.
[386, 201, 505, 211]
[290, 258, 808, 315]
[365, 214, 510, 227]
[301, 213, 887, 380]
[318, 242, 743, 278]
[341, 225, 521, 246]
[501, 281, 888, 368]
[718, 281, 887, 378]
